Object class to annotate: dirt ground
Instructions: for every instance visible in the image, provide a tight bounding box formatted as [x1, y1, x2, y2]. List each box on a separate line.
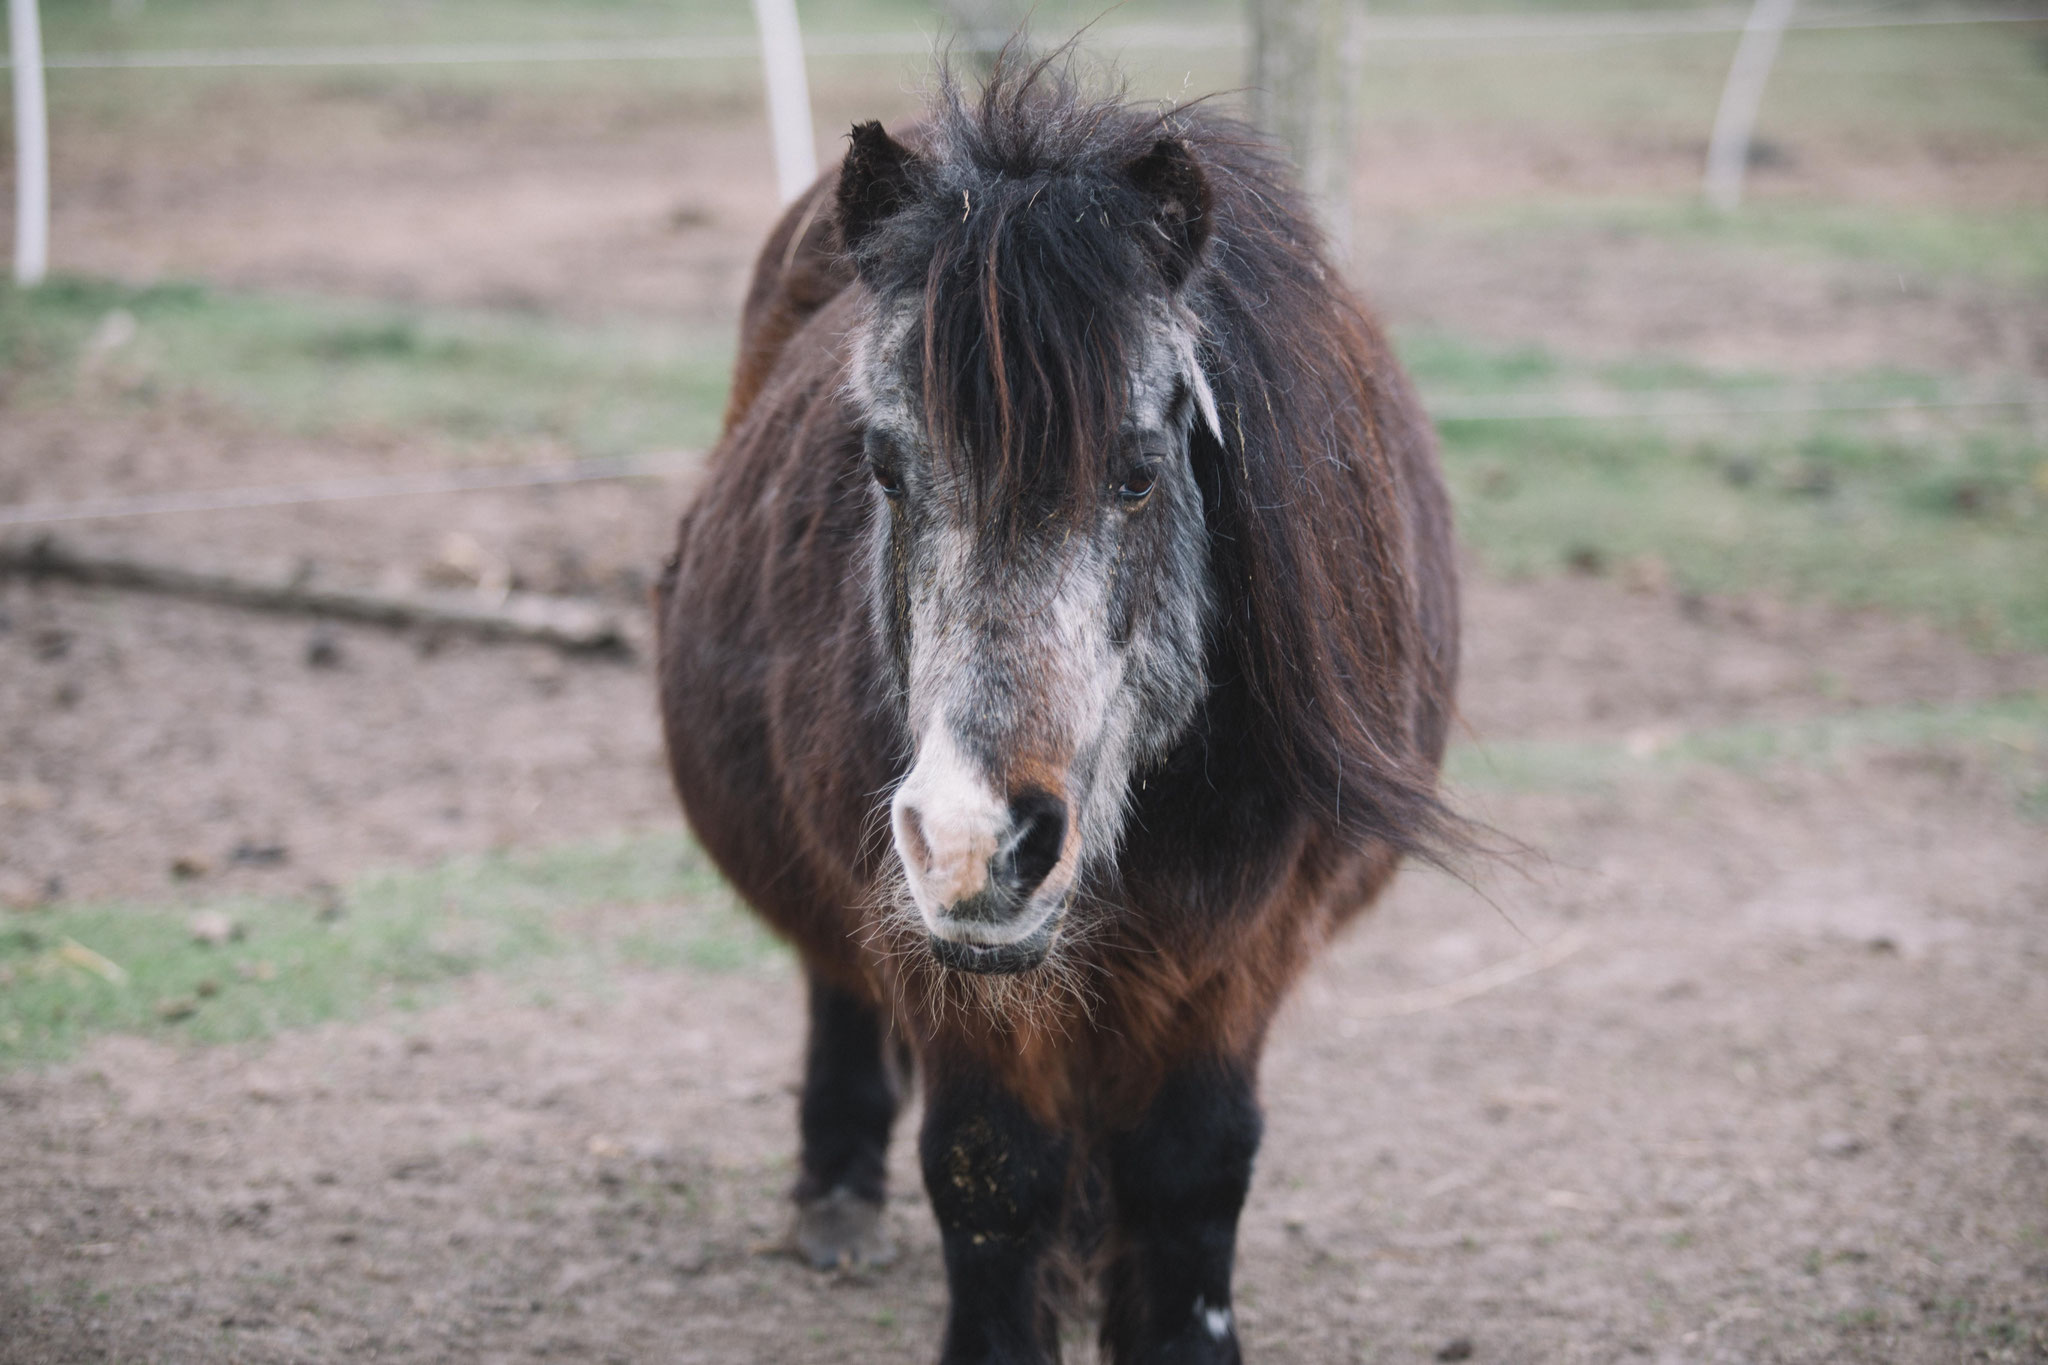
[3, 69, 2048, 1365]
[3, 571, 2046, 1364]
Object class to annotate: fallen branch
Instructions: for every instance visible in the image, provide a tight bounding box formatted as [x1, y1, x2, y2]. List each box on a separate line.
[0, 535, 643, 657]
[1345, 926, 1592, 1021]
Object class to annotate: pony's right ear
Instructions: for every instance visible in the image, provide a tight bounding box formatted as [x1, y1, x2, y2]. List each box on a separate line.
[837, 121, 924, 259]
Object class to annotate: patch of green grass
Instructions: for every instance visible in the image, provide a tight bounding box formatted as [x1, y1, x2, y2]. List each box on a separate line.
[37, 0, 758, 50]
[1762, 25, 2048, 144]
[1447, 695, 2048, 797]
[2021, 778, 2048, 821]
[0, 277, 733, 459]
[1940, 1297, 2047, 1352]
[0, 832, 784, 1069]
[1466, 199, 2048, 289]
[1403, 333, 2048, 650]
[1404, 327, 1970, 405]
[1391, 331, 1561, 393]
[30, 0, 1241, 54]
[26, 0, 2041, 144]
[1445, 417, 2048, 649]
[1358, 24, 2048, 143]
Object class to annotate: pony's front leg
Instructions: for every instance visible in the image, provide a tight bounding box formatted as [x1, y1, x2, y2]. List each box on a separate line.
[792, 975, 904, 1269]
[1101, 1061, 1263, 1364]
[919, 1061, 1070, 1364]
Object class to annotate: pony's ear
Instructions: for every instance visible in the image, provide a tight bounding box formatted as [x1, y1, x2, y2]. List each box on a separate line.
[1126, 137, 1212, 289]
[837, 121, 925, 258]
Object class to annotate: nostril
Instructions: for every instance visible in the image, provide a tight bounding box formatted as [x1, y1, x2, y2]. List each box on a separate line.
[895, 801, 932, 878]
[1003, 790, 1067, 900]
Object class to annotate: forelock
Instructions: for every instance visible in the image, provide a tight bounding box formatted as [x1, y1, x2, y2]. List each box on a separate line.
[843, 55, 1201, 529]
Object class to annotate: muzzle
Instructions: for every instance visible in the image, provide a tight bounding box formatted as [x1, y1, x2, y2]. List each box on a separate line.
[890, 733, 1072, 974]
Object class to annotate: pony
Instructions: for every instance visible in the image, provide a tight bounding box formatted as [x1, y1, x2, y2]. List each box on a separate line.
[655, 56, 1462, 1364]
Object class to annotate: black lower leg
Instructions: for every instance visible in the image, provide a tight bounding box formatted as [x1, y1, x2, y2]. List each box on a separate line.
[920, 1068, 1071, 1365]
[1101, 1061, 1262, 1365]
[791, 976, 901, 1266]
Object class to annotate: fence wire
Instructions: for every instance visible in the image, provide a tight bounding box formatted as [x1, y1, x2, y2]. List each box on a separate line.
[7, 6, 2040, 71]
[3, 388, 2043, 529]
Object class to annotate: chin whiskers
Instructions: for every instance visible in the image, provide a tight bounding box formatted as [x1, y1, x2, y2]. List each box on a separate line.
[853, 863, 1111, 1042]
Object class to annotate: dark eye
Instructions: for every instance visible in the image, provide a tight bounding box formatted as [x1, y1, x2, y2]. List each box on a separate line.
[863, 430, 905, 499]
[870, 459, 904, 499]
[1118, 464, 1158, 506]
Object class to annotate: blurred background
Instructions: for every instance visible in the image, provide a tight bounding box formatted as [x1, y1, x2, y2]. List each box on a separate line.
[2, 3, 2045, 1361]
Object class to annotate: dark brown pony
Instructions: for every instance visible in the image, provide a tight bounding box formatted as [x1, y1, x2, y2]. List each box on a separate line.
[657, 58, 1461, 1364]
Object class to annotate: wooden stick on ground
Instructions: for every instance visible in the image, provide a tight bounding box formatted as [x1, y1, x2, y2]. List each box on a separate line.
[1344, 927, 1593, 1022]
[0, 535, 644, 657]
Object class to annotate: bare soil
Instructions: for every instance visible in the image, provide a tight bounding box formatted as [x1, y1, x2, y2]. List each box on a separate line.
[3, 76, 2047, 1365]
[2, 570, 2045, 1363]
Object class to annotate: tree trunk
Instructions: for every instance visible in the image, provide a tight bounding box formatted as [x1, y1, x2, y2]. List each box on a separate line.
[1248, 0, 1362, 262]
[942, 0, 1027, 74]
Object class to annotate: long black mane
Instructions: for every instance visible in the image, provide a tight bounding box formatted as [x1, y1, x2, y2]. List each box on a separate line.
[844, 57, 1464, 870]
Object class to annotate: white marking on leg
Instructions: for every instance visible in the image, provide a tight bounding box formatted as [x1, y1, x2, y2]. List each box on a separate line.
[1194, 1296, 1233, 1341]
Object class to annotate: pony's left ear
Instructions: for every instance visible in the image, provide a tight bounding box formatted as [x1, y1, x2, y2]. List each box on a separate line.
[1126, 137, 1212, 290]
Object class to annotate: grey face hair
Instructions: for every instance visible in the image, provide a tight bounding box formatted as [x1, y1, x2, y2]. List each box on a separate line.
[852, 292, 1218, 961]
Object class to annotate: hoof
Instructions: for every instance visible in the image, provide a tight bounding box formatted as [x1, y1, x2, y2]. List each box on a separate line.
[792, 1187, 895, 1271]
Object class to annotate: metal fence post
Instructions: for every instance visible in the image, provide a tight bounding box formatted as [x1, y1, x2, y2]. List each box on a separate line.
[9, 0, 50, 284]
[750, 0, 816, 205]
[1704, 0, 1795, 213]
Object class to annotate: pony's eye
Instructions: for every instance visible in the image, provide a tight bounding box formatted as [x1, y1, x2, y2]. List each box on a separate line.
[1118, 465, 1157, 505]
[862, 429, 907, 500]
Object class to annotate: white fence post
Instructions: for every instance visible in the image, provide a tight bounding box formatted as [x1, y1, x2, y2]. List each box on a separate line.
[9, 0, 50, 284]
[1703, 0, 1795, 213]
[749, 0, 816, 205]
